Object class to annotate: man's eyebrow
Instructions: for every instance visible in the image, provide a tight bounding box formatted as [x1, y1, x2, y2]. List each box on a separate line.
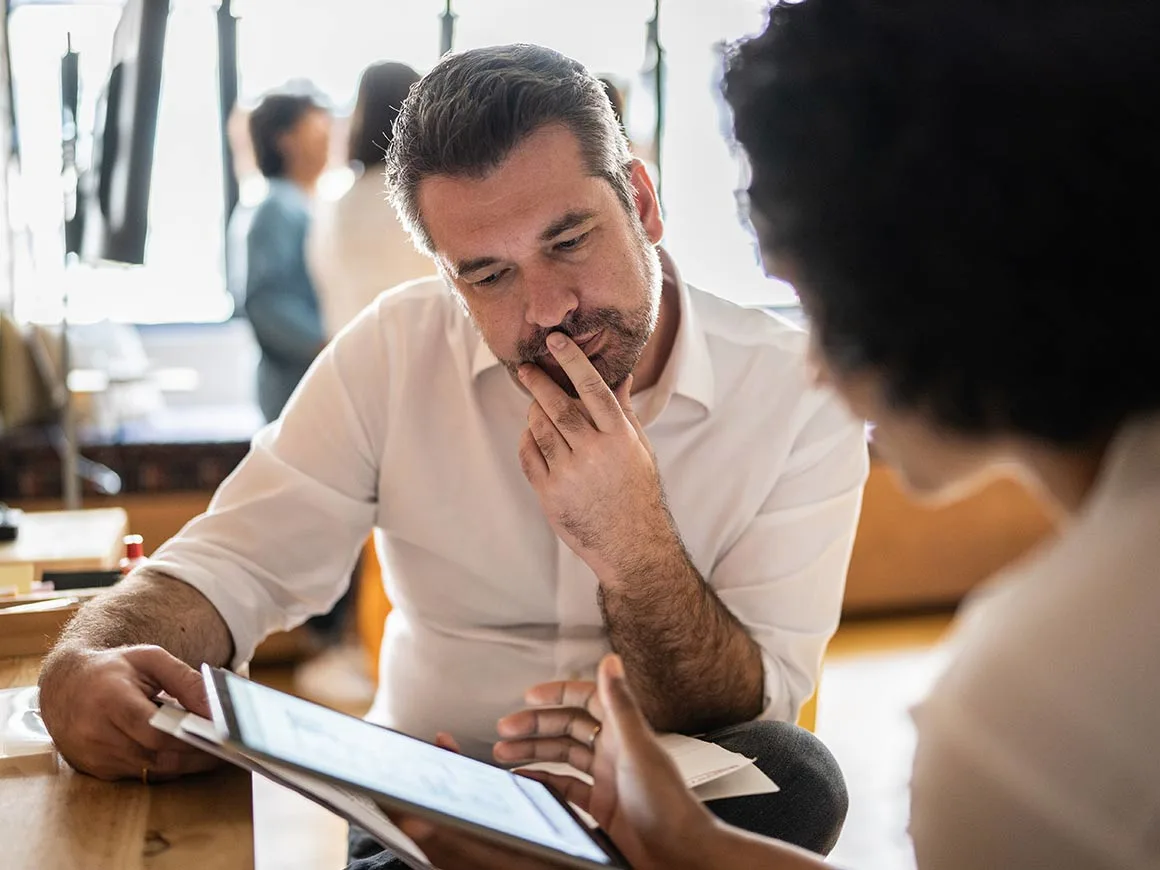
[453, 256, 500, 278]
[539, 210, 598, 242]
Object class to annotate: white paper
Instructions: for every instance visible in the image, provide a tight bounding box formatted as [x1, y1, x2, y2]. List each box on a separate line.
[0, 686, 53, 759]
[518, 731, 779, 803]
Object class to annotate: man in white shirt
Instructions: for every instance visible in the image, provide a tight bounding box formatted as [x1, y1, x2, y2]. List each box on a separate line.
[37, 44, 867, 861]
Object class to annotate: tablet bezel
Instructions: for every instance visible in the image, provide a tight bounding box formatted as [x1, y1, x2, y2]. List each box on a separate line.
[202, 665, 629, 870]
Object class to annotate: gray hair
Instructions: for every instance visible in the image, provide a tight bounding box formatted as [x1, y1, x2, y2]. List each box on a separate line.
[385, 44, 635, 254]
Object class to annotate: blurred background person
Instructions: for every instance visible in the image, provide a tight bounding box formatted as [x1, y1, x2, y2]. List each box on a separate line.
[243, 87, 331, 423]
[307, 61, 434, 338]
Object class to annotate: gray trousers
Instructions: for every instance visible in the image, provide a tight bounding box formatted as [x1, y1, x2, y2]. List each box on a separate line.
[345, 719, 848, 868]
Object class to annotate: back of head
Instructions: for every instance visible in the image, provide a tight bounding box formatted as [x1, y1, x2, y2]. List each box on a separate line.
[248, 88, 328, 179]
[348, 61, 422, 169]
[386, 43, 633, 253]
[723, 0, 1160, 445]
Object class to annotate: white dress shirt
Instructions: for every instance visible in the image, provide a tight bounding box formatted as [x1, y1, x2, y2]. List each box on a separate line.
[150, 256, 868, 759]
[909, 414, 1160, 869]
[305, 170, 435, 337]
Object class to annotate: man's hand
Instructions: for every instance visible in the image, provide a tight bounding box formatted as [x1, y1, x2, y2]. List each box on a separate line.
[395, 655, 727, 870]
[494, 679, 604, 771]
[38, 644, 220, 782]
[517, 332, 677, 579]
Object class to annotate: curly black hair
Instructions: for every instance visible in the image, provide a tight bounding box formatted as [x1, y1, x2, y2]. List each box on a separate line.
[723, 0, 1160, 445]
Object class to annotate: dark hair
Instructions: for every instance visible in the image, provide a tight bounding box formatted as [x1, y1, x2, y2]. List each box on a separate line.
[723, 0, 1160, 445]
[248, 90, 328, 179]
[348, 61, 422, 168]
[599, 76, 626, 127]
[386, 44, 634, 253]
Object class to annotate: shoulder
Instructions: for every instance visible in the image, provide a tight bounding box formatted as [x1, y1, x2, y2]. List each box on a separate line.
[688, 284, 828, 419]
[344, 276, 460, 346]
[688, 284, 808, 358]
[251, 184, 310, 228]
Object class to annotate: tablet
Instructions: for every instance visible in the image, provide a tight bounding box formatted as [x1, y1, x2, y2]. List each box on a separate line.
[202, 666, 628, 869]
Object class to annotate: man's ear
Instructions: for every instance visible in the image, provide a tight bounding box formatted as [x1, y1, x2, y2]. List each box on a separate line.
[629, 160, 664, 244]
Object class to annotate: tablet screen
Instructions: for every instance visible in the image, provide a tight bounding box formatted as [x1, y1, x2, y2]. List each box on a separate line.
[219, 671, 613, 865]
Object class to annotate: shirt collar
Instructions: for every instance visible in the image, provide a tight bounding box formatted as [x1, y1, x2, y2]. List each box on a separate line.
[470, 247, 715, 413]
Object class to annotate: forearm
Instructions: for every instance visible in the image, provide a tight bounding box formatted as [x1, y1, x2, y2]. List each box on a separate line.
[46, 569, 234, 670]
[697, 822, 831, 870]
[599, 537, 765, 734]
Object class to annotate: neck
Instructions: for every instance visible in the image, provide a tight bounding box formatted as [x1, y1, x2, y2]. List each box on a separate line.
[630, 251, 680, 393]
[283, 169, 317, 194]
[1015, 437, 1112, 517]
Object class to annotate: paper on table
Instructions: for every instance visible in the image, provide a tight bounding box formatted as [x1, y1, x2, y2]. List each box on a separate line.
[150, 705, 433, 870]
[0, 686, 53, 759]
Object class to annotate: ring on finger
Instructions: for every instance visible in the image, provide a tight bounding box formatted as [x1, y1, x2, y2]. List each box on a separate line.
[587, 723, 602, 748]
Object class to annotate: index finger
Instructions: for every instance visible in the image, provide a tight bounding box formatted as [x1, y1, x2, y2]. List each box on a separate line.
[524, 680, 603, 718]
[544, 333, 625, 433]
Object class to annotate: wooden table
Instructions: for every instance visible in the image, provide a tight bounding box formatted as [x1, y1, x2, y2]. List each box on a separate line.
[0, 655, 254, 869]
[0, 508, 129, 591]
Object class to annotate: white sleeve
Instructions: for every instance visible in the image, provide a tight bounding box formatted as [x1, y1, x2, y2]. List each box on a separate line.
[709, 390, 868, 722]
[148, 306, 387, 668]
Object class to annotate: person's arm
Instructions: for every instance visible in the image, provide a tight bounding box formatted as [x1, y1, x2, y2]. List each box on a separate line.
[705, 388, 868, 724]
[46, 571, 232, 667]
[598, 530, 765, 733]
[37, 573, 234, 781]
[244, 201, 327, 364]
[37, 304, 389, 781]
[516, 334, 762, 733]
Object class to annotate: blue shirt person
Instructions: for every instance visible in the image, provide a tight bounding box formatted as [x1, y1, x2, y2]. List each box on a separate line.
[240, 89, 332, 421]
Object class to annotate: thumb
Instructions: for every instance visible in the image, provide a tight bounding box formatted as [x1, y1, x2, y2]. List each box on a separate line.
[126, 646, 212, 718]
[597, 654, 653, 750]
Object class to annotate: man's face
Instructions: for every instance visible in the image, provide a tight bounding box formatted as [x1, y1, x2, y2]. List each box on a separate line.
[416, 124, 664, 397]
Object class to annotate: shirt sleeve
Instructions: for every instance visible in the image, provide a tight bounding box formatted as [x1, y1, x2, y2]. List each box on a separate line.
[710, 390, 869, 722]
[147, 306, 387, 668]
[243, 201, 326, 366]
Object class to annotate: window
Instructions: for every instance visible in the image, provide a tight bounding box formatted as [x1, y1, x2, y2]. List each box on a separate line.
[9, 0, 230, 325]
[659, 0, 796, 306]
[6, 0, 790, 326]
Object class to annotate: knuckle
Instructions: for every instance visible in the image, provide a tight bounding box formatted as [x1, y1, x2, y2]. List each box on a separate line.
[556, 404, 588, 432]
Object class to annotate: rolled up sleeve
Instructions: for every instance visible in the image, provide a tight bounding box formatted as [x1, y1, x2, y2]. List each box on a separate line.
[148, 308, 387, 668]
[712, 391, 869, 722]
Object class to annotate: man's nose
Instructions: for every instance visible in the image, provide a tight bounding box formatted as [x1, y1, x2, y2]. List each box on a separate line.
[524, 276, 579, 329]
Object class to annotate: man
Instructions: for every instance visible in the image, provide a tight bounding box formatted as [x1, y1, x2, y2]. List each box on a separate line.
[37, 44, 867, 862]
[390, 3, 1160, 869]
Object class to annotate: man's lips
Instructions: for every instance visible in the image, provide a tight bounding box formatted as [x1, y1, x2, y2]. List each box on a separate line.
[538, 329, 604, 359]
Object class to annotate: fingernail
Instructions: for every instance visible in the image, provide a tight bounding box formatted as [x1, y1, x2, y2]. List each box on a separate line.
[547, 332, 567, 350]
[517, 365, 529, 381]
[606, 654, 625, 679]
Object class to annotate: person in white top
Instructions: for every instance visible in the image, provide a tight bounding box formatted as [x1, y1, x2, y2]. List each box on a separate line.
[35, 43, 868, 861]
[390, 3, 1160, 869]
[307, 61, 435, 338]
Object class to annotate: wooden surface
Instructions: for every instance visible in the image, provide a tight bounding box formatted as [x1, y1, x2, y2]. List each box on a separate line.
[0, 599, 83, 657]
[0, 656, 254, 870]
[844, 461, 1056, 613]
[0, 508, 129, 582]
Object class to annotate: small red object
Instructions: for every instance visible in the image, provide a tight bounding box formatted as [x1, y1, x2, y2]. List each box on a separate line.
[120, 534, 147, 574]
